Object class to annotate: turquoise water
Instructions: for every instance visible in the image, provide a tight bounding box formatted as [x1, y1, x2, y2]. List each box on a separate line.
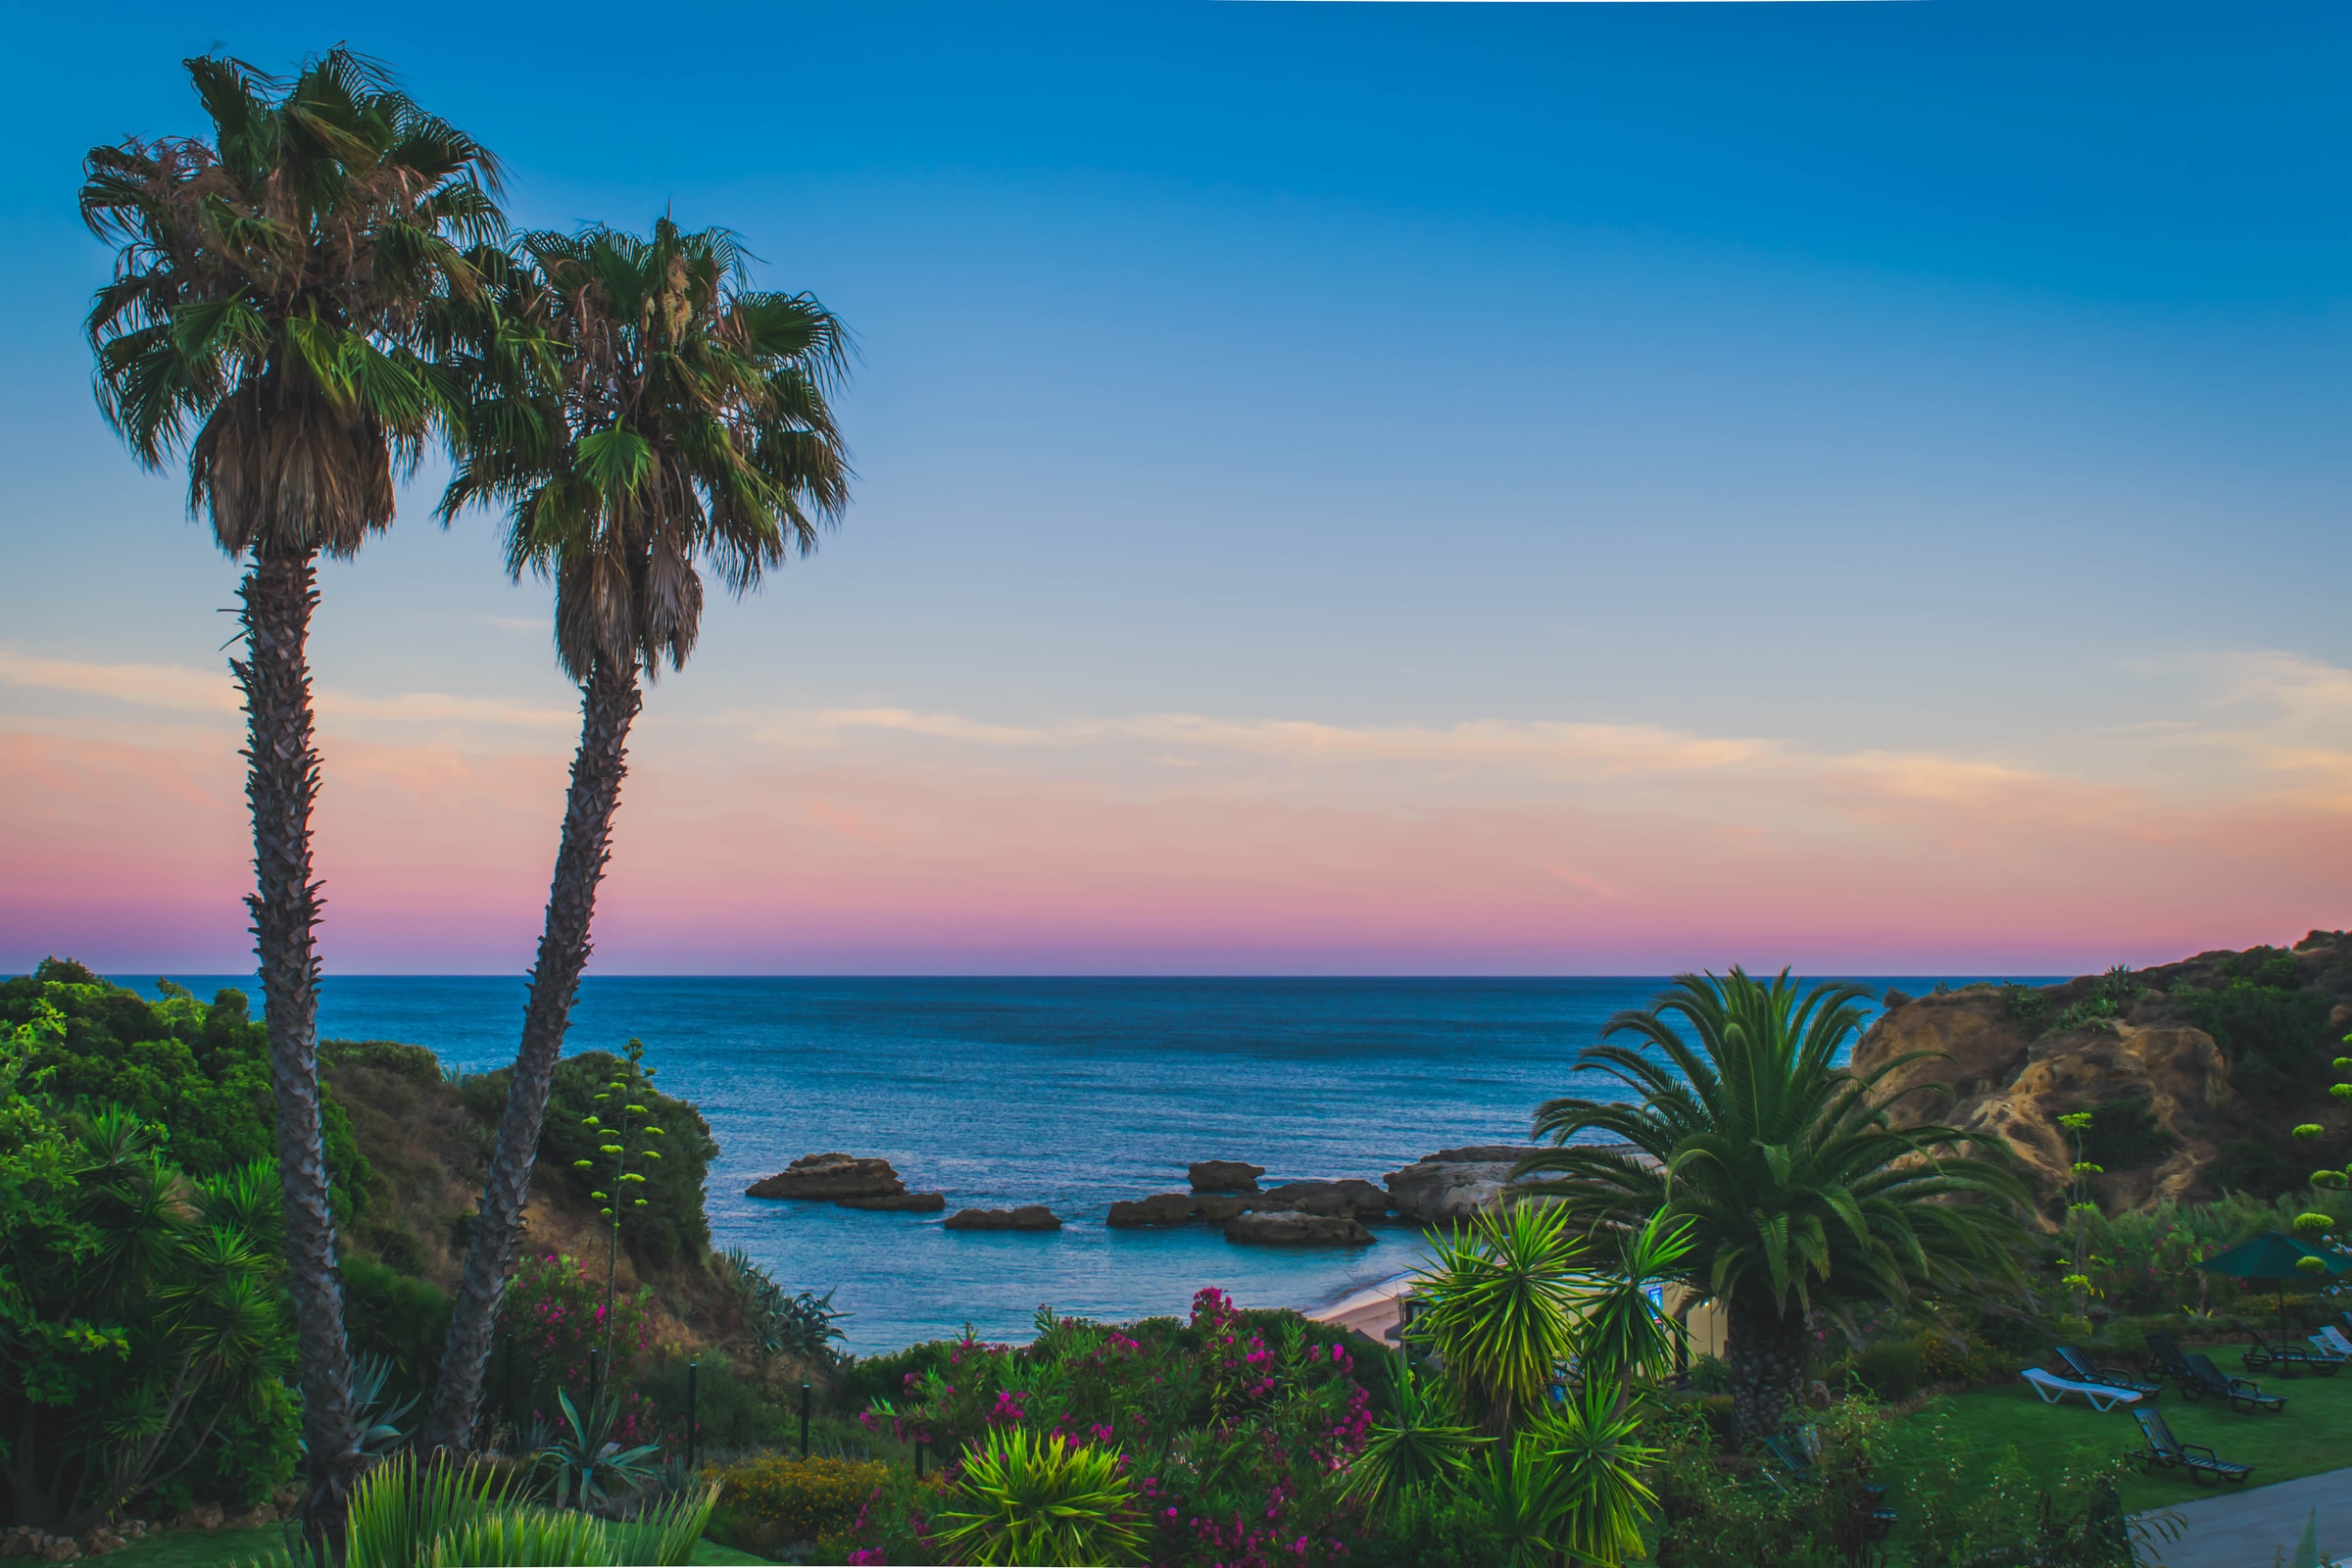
[126, 975, 2013, 1350]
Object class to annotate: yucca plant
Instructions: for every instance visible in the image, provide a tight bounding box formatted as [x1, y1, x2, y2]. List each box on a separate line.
[1344, 1353, 1488, 1514]
[1408, 1201, 1585, 1434]
[1526, 1376, 1657, 1568]
[248, 1453, 715, 1567]
[932, 1426, 1143, 1567]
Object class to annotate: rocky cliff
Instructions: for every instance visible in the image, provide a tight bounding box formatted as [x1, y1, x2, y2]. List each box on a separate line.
[1851, 931, 2352, 1216]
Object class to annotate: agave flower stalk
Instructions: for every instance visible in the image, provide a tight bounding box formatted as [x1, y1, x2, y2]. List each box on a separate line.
[570, 1036, 666, 1380]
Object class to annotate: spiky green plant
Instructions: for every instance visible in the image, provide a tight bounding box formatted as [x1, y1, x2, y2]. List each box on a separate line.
[1407, 1201, 1585, 1434]
[932, 1426, 1143, 1567]
[1514, 968, 2029, 1442]
[246, 1453, 714, 1567]
[1527, 1375, 1657, 1568]
[1343, 1353, 1488, 1514]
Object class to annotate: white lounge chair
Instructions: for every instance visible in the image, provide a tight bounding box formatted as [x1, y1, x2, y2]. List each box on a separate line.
[2021, 1366, 2143, 1410]
[2314, 1326, 2352, 1357]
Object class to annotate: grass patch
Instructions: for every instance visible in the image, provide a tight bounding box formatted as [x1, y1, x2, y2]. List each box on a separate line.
[1882, 1346, 2352, 1520]
[89, 1522, 769, 1566]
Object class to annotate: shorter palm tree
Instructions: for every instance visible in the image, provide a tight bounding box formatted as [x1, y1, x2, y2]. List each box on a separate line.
[1515, 968, 2028, 1444]
[1343, 1355, 1486, 1514]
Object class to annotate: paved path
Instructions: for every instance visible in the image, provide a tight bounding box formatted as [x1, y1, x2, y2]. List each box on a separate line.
[2136, 1466, 2351, 1567]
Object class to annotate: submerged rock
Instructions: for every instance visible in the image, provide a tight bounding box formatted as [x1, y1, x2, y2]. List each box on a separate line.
[1106, 1193, 1200, 1228]
[1226, 1210, 1374, 1247]
[945, 1205, 1062, 1232]
[1189, 1160, 1265, 1193]
[745, 1152, 908, 1200]
[838, 1192, 947, 1212]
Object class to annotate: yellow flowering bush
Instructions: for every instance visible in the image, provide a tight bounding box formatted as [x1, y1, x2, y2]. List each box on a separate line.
[706, 1454, 887, 1556]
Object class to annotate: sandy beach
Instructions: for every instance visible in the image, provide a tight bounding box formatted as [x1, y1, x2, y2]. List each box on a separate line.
[1308, 1269, 1416, 1342]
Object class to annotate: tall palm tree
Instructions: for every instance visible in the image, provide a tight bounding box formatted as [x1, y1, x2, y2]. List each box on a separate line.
[81, 49, 501, 1525]
[1514, 969, 2027, 1444]
[419, 219, 851, 1451]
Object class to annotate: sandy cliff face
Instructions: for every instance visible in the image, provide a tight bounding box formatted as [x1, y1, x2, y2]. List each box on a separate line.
[1851, 931, 2352, 1217]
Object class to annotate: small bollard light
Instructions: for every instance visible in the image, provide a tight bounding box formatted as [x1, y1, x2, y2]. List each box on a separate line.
[587, 1347, 601, 1408]
[801, 1380, 811, 1459]
[501, 1333, 516, 1446]
[915, 1439, 925, 1479]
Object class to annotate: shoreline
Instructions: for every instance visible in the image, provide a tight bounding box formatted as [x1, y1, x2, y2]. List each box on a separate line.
[1304, 1266, 1417, 1343]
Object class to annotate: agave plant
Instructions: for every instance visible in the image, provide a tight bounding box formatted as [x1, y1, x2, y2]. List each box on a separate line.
[349, 1353, 419, 1458]
[249, 1454, 715, 1567]
[932, 1426, 1144, 1567]
[534, 1389, 662, 1512]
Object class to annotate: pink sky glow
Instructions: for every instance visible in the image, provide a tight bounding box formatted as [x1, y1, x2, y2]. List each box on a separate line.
[4, 646, 2346, 975]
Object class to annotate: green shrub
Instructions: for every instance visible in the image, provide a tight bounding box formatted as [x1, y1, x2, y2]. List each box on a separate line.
[320, 1039, 445, 1088]
[637, 1358, 793, 1451]
[344, 1255, 453, 1396]
[2079, 1098, 2176, 1171]
[2175, 977, 2330, 1101]
[0, 964, 372, 1215]
[1846, 1339, 1923, 1401]
[707, 1453, 888, 1556]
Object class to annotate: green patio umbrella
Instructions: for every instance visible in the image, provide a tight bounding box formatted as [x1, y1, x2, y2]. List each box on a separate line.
[2196, 1231, 2352, 1336]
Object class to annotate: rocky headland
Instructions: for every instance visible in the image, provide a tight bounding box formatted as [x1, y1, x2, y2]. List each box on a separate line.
[1853, 932, 2352, 1216]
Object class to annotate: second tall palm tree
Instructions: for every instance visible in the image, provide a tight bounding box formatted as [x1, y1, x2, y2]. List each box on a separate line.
[419, 220, 851, 1452]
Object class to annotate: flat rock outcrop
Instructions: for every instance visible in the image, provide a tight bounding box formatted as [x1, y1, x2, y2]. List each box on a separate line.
[1106, 1193, 1202, 1228]
[1190, 1160, 1265, 1193]
[838, 1191, 947, 1212]
[944, 1205, 1062, 1232]
[1226, 1210, 1375, 1247]
[748, 1152, 909, 1200]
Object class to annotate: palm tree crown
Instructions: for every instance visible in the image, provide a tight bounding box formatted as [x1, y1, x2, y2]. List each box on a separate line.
[442, 217, 851, 675]
[83, 48, 502, 557]
[1514, 968, 2026, 1438]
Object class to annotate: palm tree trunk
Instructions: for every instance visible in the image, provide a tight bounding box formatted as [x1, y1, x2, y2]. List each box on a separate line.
[235, 552, 364, 1534]
[1724, 1301, 1809, 1445]
[421, 656, 643, 1454]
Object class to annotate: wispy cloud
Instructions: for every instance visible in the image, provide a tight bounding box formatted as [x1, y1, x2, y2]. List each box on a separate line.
[0, 648, 573, 732]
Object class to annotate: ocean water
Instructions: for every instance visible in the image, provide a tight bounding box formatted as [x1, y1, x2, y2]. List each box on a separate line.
[122, 975, 2014, 1350]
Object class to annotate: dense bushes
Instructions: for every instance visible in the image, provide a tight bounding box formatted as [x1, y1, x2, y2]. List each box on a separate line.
[838, 1292, 1374, 1567]
[2174, 965, 2333, 1103]
[0, 1053, 297, 1532]
[0, 962, 372, 1215]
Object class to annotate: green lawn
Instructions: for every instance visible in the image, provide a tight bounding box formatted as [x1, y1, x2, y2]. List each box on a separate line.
[1881, 1350, 2352, 1519]
[92, 1523, 768, 1567]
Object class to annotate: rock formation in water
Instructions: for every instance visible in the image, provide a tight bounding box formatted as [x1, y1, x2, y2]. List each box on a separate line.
[1384, 1147, 1549, 1222]
[1190, 1160, 1265, 1193]
[944, 1205, 1063, 1232]
[1852, 932, 2352, 1215]
[746, 1152, 909, 1200]
[838, 1191, 947, 1211]
[1226, 1210, 1376, 1247]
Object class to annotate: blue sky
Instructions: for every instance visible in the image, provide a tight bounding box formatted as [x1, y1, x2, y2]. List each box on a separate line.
[2, 2, 2347, 973]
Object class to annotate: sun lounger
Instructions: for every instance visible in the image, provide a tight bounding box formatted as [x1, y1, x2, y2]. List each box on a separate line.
[2182, 1353, 2286, 1413]
[2055, 1345, 2164, 1400]
[1760, 1435, 1895, 1540]
[2314, 1326, 2352, 1357]
[2131, 1407, 2251, 1486]
[2146, 1331, 2196, 1382]
[2244, 1332, 2344, 1377]
[2022, 1366, 2142, 1410]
